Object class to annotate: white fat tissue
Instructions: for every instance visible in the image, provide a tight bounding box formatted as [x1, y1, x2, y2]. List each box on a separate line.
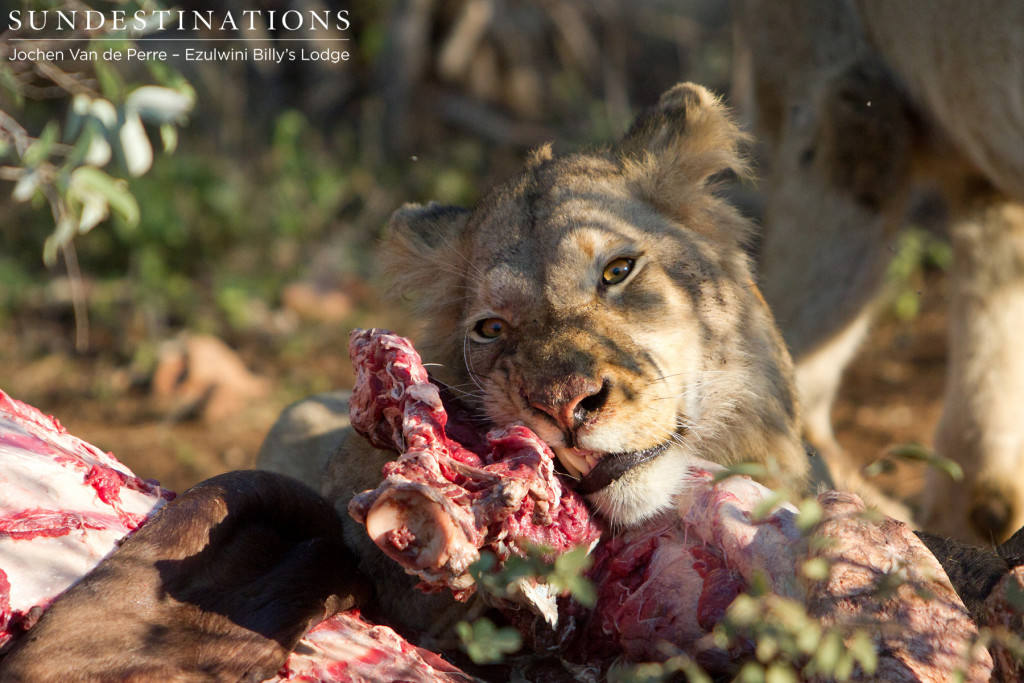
[0, 390, 171, 649]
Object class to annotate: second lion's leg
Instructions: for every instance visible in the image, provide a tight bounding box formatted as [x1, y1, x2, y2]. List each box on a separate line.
[735, 0, 917, 519]
[757, 165, 912, 521]
[749, 64, 914, 519]
[925, 199, 1024, 542]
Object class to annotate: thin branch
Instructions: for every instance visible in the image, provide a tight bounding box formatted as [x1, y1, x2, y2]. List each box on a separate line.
[62, 242, 91, 353]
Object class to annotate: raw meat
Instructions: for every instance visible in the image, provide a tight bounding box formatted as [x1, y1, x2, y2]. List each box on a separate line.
[0, 389, 173, 650]
[346, 328, 601, 601]
[346, 329, 995, 680]
[268, 609, 476, 683]
[576, 485, 992, 679]
[575, 468, 803, 666]
[569, 483, 991, 679]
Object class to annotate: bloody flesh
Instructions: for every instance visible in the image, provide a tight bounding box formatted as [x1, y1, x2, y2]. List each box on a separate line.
[347, 329, 601, 600]
[346, 329, 994, 680]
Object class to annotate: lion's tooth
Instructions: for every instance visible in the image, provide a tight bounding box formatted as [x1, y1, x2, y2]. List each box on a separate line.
[553, 447, 591, 477]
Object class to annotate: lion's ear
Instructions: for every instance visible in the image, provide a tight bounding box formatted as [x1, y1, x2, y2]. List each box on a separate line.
[382, 201, 470, 293]
[618, 83, 750, 215]
[381, 202, 470, 342]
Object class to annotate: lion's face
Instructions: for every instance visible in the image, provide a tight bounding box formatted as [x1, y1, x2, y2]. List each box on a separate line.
[458, 170, 727, 527]
[385, 84, 807, 528]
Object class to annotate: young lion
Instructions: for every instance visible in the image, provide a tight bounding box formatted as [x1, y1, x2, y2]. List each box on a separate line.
[257, 82, 810, 632]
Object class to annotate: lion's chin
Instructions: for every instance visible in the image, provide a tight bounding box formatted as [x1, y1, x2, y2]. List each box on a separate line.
[581, 443, 696, 529]
[576, 443, 672, 495]
[551, 441, 673, 483]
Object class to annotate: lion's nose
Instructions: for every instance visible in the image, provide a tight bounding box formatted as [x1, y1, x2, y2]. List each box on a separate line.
[529, 378, 611, 433]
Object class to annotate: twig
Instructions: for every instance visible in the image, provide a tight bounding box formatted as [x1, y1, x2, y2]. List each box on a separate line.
[61, 242, 91, 353]
[0, 110, 32, 156]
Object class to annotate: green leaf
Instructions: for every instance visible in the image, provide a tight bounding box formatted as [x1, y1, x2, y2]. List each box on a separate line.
[712, 462, 768, 483]
[765, 663, 797, 683]
[554, 545, 592, 577]
[0, 66, 24, 107]
[887, 443, 932, 462]
[726, 594, 759, 626]
[752, 491, 786, 520]
[11, 171, 40, 202]
[855, 507, 886, 526]
[801, 558, 830, 581]
[564, 574, 597, 607]
[160, 123, 178, 153]
[69, 167, 140, 226]
[862, 458, 896, 478]
[127, 85, 195, 124]
[893, 289, 920, 321]
[93, 59, 125, 99]
[89, 98, 119, 129]
[84, 123, 113, 167]
[808, 630, 842, 674]
[795, 499, 823, 532]
[929, 454, 964, 482]
[755, 635, 778, 663]
[469, 551, 497, 577]
[76, 190, 109, 233]
[794, 622, 821, 655]
[748, 570, 771, 597]
[456, 618, 522, 664]
[119, 111, 153, 176]
[502, 553, 545, 585]
[23, 121, 59, 166]
[770, 595, 814, 631]
[43, 215, 77, 266]
[882, 442, 965, 481]
[833, 651, 855, 681]
[65, 94, 91, 141]
[848, 630, 878, 675]
[926, 239, 953, 270]
[737, 661, 765, 683]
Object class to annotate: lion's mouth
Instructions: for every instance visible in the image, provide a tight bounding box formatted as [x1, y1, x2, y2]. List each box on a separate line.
[553, 443, 671, 494]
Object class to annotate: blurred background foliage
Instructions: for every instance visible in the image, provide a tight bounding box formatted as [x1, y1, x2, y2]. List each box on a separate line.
[0, 0, 947, 495]
[0, 0, 736, 489]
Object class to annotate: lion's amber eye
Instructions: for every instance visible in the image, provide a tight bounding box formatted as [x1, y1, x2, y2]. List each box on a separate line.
[602, 257, 635, 285]
[473, 317, 506, 341]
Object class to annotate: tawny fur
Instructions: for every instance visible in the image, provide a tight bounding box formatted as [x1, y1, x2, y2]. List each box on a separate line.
[734, 0, 1024, 540]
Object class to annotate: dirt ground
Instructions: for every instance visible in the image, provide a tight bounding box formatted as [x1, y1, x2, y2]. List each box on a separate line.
[0, 270, 950, 507]
[830, 272, 949, 514]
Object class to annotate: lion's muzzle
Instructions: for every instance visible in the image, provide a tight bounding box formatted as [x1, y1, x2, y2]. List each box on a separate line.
[525, 375, 611, 445]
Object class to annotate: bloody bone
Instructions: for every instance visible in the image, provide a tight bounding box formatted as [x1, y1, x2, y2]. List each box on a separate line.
[346, 329, 601, 600]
